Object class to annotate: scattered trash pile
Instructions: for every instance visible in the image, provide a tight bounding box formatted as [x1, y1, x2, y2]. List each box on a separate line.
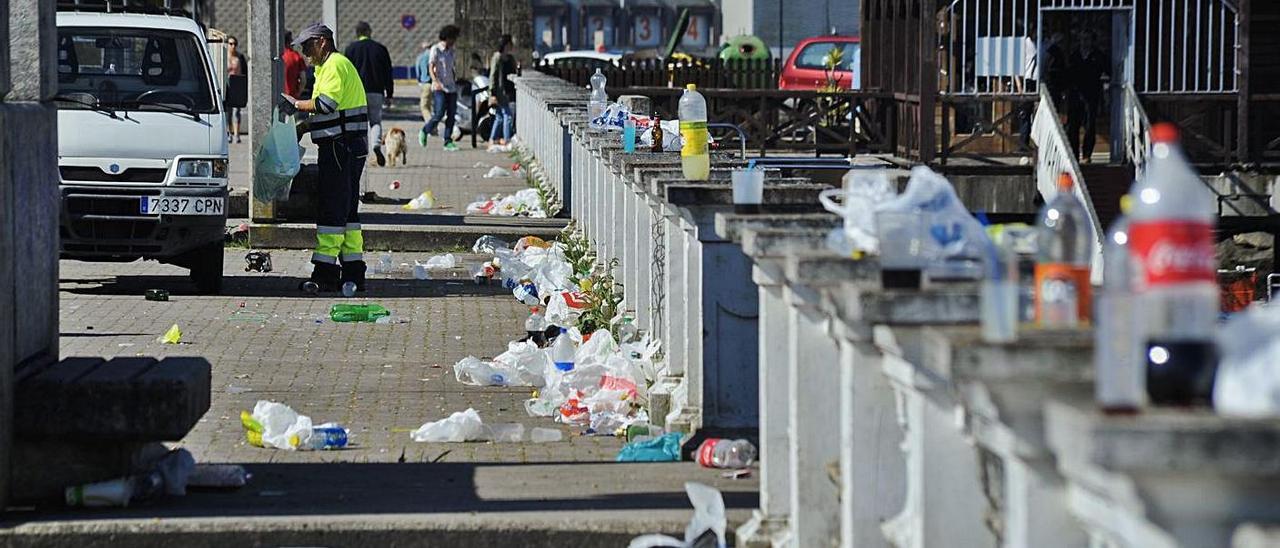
[240, 400, 350, 450]
[466, 188, 547, 218]
[64, 448, 250, 508]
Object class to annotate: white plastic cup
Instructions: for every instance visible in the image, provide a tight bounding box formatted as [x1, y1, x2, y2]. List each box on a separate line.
[530, 427, 563, 443]
[732, 168, 765, 212]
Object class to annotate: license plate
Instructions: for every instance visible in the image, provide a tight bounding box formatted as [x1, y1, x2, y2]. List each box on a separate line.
[139, 196, 224, 216]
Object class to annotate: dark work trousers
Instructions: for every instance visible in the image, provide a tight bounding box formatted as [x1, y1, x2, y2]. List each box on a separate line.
[313, 134, 368, 287]
[1067, 90, 1102, 161]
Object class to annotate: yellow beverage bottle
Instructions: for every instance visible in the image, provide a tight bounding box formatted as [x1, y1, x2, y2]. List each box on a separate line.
[679, 84, 710, 181]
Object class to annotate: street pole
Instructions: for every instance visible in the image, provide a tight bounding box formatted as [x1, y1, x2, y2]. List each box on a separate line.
[248, 0, 284, 222]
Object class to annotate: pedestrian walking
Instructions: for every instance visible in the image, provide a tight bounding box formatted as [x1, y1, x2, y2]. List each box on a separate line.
[488, 34, 518, 149]
[415, 40, 434, 122]
[280, 23, 370, 293]
[1067, 30, 1109, 163]
[344, 21, 394, 167]
[225, 36, 247, 143]
[419, 24, 461, 152]
[282, 30, 305, 99]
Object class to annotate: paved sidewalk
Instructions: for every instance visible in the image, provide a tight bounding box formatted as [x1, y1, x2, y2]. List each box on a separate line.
[40, 249, 759, 544]
[59, 249, 621, 464]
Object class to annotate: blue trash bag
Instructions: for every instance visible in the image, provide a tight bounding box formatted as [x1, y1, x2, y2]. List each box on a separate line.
[616, 432, 683, 462]
[253, 109, 302, 202]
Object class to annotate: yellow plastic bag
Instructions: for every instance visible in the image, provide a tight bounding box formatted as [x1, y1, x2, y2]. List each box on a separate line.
[157, 324, 182, 344]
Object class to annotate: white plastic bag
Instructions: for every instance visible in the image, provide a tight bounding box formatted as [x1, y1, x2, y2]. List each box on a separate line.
[576, 329, 620, 368]
[628, 482, 727, 548]
[494, 340, 551, 387]
[820, 169, 897, 256]
[1215, 304, 1280, 417]
[484, 166, 515, 178]
[410, 408, 486, 442]
[252, 400, 313, 450]
[402, 191, 437, 210]
[875, 166, 988, 270]
[423, 253, 457, 269]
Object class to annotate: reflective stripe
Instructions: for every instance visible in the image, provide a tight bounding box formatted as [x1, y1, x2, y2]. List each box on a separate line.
[341, 252, 364, 262]
[315, 94, 339, 114]
[318, 225, 346, 234]
[345, 223, 362, 230]
[311, 252, 339, 264]
[311, 126, 343, 139]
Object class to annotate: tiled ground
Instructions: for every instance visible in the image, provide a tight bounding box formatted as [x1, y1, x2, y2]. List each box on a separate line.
[59, 249, 624, 465]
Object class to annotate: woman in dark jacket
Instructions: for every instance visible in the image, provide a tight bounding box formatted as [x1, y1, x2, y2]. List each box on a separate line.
[488, 34, 519, 148]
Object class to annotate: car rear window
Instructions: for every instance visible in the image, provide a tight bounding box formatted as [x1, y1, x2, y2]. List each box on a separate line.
[794, 42, 860, 71]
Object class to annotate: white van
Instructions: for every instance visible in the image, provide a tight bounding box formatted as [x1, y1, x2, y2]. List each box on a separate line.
[55, 7, 229, 293]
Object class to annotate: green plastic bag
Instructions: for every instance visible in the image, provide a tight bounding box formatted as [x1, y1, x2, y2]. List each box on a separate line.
[253, 109, 302, 202]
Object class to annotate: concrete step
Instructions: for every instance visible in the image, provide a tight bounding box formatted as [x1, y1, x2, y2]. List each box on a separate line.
[249, 213, 568, 252]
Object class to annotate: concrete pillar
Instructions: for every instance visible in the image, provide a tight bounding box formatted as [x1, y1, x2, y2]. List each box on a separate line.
[248, 0, 283, 222]
[4, 0, 60, 508]
[785, 284, 841, 547]
[0, 0, 12, 511]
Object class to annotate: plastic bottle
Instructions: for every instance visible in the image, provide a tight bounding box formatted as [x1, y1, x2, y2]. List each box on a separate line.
[623, 117, 637, 153]
[1095, 196, 1145, 412]
[304, 425, 349, 450]
[330, 303, 390, 322]
[650, 112, 664, 153]
[530, 427, 563, 443]
[1127, 123, 1219, 406]
[588, 68, 607, 128]
[525, 305, 546, 339]
[678, 84, 710, 181]
[695, 438, 757, 468]
[514, 280, 540, 306]
[341, 281, 357, 298]
[551, 328, 575, 371]
[1034, 173, 1092, 327]
[981, 227, 1019, 343]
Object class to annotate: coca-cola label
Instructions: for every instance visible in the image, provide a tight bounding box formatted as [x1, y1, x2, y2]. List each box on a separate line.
[1128, 221, 1216, 285]
[697, 439, 721, 467]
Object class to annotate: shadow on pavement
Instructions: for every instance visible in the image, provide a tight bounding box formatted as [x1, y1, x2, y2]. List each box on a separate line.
[59, 274, 511, 299]
[0, 462, 759, 524]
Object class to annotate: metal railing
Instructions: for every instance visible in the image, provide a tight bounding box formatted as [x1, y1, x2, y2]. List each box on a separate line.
[1123, 84, 1152, 177]
[1031, 87, 1103, 278]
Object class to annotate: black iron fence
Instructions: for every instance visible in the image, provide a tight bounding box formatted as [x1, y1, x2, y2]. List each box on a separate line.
[535, 57, 784, 90]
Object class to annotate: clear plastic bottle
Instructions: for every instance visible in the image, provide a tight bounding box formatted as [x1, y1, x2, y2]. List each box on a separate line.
[1034, 173, 1093, 327]
[1127, 123, 1218, 405]
[1095, 196, 1145, 412]
[695, 438, 757, 468]
[588, 68, 607, 128]
[341, 281, 357, 298]
[678, 84, 710, 181]
[551, 328, 575, 371]
[525, 305, 546, 339]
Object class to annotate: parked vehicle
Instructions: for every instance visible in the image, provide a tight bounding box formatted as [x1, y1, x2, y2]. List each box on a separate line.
[55, 7, 229, 293]
[779, 35, 861, 91]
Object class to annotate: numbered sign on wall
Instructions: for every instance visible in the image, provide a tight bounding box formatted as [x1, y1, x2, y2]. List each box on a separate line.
[682, 14, 710, 49]
[585, 13, 615, 49]
[534, 15, 561, 50]
[633, 12, 662, 48]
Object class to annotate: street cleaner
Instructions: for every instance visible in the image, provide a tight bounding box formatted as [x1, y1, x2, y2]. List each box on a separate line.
[280, 23, 369, 294]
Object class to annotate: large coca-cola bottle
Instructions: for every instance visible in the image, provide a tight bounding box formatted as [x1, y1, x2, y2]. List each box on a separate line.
[1127, 123, 1219, 406]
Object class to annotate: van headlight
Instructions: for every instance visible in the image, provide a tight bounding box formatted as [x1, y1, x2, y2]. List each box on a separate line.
[176, 159, 227, 179]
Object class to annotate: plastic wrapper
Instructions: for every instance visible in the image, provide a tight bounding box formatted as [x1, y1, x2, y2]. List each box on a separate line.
[410, 408, 486, 442]
[1215, 304, 1280, 417]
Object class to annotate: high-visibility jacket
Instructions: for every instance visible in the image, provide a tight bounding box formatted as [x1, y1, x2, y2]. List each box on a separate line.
[308, 52, 369, 141]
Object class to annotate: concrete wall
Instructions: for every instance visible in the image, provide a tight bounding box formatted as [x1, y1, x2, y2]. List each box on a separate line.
[204, 0, 457, 70]
[3, 0, 61, 508]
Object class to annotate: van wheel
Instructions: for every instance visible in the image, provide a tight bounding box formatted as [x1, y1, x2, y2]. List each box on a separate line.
[189, 242, 224, 295]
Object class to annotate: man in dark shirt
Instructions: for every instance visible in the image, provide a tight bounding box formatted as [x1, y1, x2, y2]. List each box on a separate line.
[1067, 30, 1109, 163]
[343, 21, 393, 168]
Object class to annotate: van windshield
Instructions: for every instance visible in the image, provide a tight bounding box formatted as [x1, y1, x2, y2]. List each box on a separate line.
[55, 27, 216, 113]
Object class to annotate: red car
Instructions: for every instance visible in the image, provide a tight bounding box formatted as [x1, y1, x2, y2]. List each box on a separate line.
[778, 35, 862, 90]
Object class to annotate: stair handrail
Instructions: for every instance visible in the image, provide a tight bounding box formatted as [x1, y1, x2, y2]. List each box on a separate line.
[1031, 86, 1104, 282]
[1123, 84, 1152, 179]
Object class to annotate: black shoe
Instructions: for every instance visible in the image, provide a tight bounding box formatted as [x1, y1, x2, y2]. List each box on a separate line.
[374, 146, 386, 167]
[341, 260, 367, 292]
[303, 262, 342, 293]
